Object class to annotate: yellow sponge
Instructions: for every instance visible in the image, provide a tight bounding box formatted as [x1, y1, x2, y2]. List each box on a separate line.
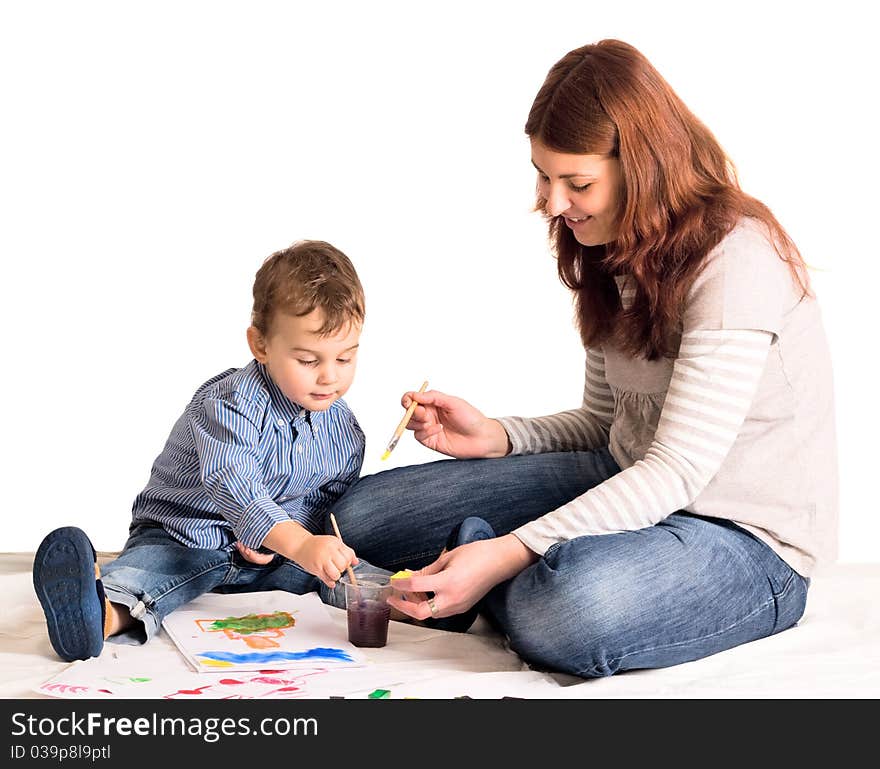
[390, 569, 414, 580]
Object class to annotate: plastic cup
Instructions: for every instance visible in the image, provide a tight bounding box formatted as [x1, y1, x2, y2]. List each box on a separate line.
[341, 572, 392, 648]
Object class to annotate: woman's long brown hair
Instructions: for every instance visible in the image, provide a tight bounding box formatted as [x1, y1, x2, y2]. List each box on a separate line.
[526, 39, 810, 360]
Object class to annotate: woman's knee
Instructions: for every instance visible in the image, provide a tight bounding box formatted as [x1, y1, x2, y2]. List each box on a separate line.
[331, 460, 467, 550]
[331, 471, 396, 541]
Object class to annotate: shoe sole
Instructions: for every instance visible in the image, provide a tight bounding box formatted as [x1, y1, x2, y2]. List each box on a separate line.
[428, 517, 496, 633]
[32, 527, 104, 661]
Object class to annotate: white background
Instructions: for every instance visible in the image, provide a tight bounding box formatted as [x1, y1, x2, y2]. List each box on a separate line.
[1, 1, 876, 560]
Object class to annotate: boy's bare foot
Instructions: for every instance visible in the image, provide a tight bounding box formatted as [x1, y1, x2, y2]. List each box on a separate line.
[105, 601, 136, 637]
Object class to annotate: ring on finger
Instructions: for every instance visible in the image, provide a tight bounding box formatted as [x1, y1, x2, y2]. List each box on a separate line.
[427, 596, 439, 617]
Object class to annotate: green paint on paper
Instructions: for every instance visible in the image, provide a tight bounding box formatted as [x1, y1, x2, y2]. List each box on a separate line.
[102, 676, 152, 685]
[207, 612, 295, 635]
[368, 688, 390, 699]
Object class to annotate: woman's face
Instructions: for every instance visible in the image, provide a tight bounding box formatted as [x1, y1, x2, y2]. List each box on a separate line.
[530, 139, 623, 246]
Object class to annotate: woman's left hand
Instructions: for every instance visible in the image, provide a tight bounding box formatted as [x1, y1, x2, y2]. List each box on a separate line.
[387, 535, 538, 621]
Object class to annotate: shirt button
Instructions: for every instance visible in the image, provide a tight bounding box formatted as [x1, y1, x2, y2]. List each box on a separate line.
[277, 418, 285, 426]
[297, 446, 303, 453]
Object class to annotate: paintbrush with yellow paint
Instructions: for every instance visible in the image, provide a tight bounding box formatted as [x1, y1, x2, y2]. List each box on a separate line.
[381, 380, 428, 460]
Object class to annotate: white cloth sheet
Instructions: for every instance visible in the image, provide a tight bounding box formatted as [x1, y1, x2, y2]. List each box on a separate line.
[1, 553, 877, 699]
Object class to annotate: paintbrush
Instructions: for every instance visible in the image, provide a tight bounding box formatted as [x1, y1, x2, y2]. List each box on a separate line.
[381, 380, 428, 460]
[330, 513, 358, 588]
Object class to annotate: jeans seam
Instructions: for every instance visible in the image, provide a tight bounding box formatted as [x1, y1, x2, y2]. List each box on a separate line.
[771, 570, 803, 630]
[135, 560, 232, 612]
[726, 521, 795, 599]
[582, 595, 776, 677]
[384, 549, 438, 569]
[774, 569, 797, 600]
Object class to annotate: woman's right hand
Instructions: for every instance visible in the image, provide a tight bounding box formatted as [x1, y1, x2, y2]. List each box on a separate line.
[401, 389, 511, 459]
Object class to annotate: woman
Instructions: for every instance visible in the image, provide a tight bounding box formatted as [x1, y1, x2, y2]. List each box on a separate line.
[332, 39, 837, 678]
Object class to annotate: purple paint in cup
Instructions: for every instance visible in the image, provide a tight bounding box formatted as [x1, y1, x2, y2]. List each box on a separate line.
[341, 573, 392, 648]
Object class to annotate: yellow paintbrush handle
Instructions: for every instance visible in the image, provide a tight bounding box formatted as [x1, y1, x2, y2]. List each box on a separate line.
[382, 380, 428, 459]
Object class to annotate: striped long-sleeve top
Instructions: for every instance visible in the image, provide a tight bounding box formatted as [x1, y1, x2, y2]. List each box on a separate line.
[497, 219, 838, 578]
[131, 360, 365, 551]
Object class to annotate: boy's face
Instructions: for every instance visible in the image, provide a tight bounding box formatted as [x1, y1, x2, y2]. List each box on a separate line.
[247, 309, 360, 412]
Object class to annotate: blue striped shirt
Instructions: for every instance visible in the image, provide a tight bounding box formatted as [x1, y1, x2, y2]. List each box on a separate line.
[131, 360, 365, 551]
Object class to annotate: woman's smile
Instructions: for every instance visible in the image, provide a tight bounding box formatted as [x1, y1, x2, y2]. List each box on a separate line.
[564, 214, 593, 228]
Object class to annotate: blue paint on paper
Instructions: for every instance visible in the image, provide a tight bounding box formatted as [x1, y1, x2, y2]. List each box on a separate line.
[197, 647, 354, 664]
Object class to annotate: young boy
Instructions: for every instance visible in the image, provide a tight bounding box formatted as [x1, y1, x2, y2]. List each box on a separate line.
[33, 240, 373, 661]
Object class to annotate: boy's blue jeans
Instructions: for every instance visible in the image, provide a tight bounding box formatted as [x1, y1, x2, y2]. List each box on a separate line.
[331, 448, 809, 678]
[101, 524, 367, 645]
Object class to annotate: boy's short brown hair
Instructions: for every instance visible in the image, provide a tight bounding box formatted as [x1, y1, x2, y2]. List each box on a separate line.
[251, 240, 365, 337]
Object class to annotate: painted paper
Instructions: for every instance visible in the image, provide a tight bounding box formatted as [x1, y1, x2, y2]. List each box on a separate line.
[161, 590, 367, 672]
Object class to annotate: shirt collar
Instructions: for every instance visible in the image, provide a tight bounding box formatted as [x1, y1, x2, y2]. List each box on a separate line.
[255, 361, 304, 425]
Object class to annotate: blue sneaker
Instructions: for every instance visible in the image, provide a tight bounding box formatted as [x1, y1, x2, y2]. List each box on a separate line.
[32, 527, 106, 661]
[446, 516, 496, 551]
[425, 516, 496, 633]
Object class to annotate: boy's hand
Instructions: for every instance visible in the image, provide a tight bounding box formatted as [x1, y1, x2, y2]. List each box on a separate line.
[234, 541, 275, 565]
[293, 534, 358, 589]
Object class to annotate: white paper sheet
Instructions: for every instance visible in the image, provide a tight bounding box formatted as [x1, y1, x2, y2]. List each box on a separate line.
[160, 590, 367, 672]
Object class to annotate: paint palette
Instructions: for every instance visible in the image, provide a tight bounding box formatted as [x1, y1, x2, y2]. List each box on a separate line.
[161, 590, 368, 672]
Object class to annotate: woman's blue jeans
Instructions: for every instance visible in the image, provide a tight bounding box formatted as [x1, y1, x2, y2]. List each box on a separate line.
[331, 448, 809, 679]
